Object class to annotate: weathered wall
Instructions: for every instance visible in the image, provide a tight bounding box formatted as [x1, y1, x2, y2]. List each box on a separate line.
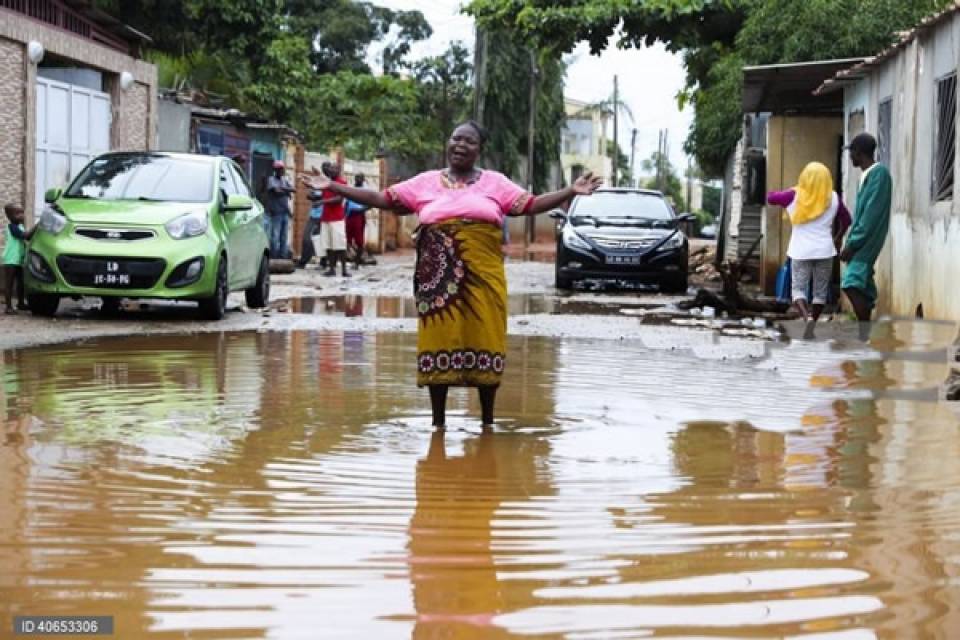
[0, 37, 25, 208]
[844, 19, 960, 322]
[0, 12, 158, 220]
[761, 115, 844, 293]
[157, 99, 191, 152]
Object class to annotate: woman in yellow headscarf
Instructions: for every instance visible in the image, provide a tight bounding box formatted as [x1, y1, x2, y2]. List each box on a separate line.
[767, 162, 852, 338]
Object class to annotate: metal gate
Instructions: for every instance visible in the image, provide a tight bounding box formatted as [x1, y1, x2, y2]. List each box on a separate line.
[35, 77, 111, 213]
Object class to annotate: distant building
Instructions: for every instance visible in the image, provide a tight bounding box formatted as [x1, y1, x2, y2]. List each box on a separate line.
[561, 97, 612, 186]
[816, 3, 960, 322]
[0, 2, 158, 221]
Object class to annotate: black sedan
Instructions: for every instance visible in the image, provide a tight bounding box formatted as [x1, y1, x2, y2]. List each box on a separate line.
[551, 188, 694, 292]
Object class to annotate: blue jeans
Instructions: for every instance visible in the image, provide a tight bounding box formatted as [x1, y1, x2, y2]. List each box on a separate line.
[267, 213, 290, 258]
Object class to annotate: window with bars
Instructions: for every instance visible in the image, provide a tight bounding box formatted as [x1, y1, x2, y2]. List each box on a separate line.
[878, 99, 892, 168]
[933, 73, 956, 202]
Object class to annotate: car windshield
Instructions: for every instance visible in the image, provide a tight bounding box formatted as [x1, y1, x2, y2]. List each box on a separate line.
[65, 155, 214, 203]
[570, 192, 674, 223]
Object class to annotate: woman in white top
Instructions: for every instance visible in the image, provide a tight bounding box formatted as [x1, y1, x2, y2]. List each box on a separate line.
[767, 162, 851, 337]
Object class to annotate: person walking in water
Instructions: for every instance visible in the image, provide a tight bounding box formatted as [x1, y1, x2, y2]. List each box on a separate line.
[302, 121, 601, 430]
[840, 133, 892, 340]
[767, 162, 851, 339]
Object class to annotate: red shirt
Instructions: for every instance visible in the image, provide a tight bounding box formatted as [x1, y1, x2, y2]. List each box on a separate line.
[322, 176, 347, 222]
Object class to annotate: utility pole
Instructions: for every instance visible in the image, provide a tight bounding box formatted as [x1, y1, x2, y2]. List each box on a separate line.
[525, 49, 538, 247]
[655, 130, 663, 191]
[686, 157, 692, 212]
[611, 75, 619, 187]
[629, 128, 637, 188]
[472, 26, 488, 125]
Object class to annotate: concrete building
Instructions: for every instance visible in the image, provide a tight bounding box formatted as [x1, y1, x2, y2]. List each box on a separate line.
[0, 2, 158, 221]
[816, 3, 960, 322]
[561, 97, 612, 186]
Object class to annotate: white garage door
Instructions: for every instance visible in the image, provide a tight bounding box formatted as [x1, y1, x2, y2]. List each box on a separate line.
[35, 77, 111, 214]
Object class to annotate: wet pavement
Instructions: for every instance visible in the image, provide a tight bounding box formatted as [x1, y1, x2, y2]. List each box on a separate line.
[1, 319, 959, 638]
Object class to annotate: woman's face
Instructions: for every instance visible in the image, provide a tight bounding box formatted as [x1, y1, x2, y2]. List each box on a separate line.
[447, 125, 482, 171]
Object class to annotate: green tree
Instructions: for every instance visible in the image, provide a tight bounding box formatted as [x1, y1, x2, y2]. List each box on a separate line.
[286, 0, 432, 75]
[302, 72, 425, 160]
[606, 141, 630, 186]
[702, 184, 722, 218]
[468, 0, 950, 176]
[410, 42, 474, 167]
[475, 30, 566, 191]
[641, 151, 687, 211]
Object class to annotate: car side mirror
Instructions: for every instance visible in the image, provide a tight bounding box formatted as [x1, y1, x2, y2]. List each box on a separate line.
[223, 194, 254, 212]
[549, 209, 567, 221]
[675, 213, 697, 224]
[44, 187, 62, 203]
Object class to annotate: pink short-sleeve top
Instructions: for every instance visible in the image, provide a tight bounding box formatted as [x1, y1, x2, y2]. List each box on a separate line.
[385, 170, 534, 226]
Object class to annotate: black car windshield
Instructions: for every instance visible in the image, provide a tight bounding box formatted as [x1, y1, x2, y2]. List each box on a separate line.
[65, 155, 214, 203]
[570, 192, 674, 222]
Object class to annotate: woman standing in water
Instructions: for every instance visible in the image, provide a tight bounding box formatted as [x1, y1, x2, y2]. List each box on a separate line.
[302, 121, 601, 430]
[767, 162, 851, 339]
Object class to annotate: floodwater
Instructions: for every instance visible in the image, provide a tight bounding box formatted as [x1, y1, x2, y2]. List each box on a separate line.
[274, 294, 656, 318]
[1, 322, 959, 638]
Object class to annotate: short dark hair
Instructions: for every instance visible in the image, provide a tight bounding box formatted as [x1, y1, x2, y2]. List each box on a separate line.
[455, 120, 490, 146]
[4, 203, 22, 217]
[847, 132, 877, 157]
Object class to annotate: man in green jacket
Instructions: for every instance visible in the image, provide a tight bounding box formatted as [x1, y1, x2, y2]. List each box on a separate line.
[840, 132, 892, 340]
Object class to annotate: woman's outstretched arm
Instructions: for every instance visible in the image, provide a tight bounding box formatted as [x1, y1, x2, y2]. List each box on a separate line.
[526, 172, 603, 215]
[300, 174, 392, 210]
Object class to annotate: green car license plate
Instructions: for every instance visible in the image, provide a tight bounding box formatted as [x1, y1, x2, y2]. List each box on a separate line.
[93, 260, 131, 286]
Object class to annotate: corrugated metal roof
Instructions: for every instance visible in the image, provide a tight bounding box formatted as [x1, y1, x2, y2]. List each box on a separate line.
[742, 58, 867, 113]
[815, 0, 960, 95]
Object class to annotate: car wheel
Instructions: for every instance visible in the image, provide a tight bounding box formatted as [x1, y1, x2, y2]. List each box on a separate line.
[100, 297, 122, 315]
[244, 254, 270, 309]
[661, 272, 689, 294]
[27, 294, 59, 317]
[199, 258, 228, 320]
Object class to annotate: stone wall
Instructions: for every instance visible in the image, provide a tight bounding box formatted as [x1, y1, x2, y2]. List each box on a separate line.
[113, 81, 149, 151]
[0, 37, 25, 208]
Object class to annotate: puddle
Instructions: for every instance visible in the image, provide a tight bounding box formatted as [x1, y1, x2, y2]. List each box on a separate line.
[273, 294, 658, 318]
[0, 322, 958, 637]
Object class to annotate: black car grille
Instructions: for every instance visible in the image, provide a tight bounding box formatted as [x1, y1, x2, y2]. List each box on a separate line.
[56, 255, 166, 289]
[75, 228, 156, 241]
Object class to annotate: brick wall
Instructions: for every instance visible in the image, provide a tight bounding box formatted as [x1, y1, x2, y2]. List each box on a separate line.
[0, 37, 24, 209]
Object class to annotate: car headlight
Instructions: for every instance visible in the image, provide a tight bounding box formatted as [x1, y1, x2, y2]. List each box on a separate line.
[38, 205, 67, 235]
[563, 229, 592, 251]
[165, 211, 208, 239]
[662, 232, 685, 249]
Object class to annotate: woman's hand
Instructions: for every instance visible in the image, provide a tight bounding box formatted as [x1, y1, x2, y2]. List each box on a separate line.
[573, 172, 603, 196]
[300, 172, 331, 191]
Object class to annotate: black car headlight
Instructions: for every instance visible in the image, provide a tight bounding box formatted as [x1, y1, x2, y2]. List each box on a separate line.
[563, 229, 592, 251]
[661, 232, 685, 250]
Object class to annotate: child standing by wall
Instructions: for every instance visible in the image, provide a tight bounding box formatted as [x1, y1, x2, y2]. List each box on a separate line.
[3, 204, 34, 314]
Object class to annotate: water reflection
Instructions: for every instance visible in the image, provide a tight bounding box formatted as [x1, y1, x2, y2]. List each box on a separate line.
[0, 320, 958, 638]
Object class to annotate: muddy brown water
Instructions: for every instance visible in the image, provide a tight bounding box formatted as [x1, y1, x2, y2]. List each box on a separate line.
[273, 294, 658, 318]
[1, 322, 959, 638]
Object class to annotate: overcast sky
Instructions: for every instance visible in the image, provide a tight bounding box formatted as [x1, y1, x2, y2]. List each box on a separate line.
[369, 0, 694, 179]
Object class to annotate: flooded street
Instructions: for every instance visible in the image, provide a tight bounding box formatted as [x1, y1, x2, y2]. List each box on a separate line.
[1, 320, 959, 638]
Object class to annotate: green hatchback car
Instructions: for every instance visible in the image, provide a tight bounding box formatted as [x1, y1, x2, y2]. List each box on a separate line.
[26, 151, 271, 319]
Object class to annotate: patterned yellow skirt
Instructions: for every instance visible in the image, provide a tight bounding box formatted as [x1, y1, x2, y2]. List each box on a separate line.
[415, 220, 506, 387]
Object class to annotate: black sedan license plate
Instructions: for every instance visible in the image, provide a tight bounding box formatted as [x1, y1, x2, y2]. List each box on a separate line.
[606, 255, 642, 265]
[93, 261, 131, 286]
